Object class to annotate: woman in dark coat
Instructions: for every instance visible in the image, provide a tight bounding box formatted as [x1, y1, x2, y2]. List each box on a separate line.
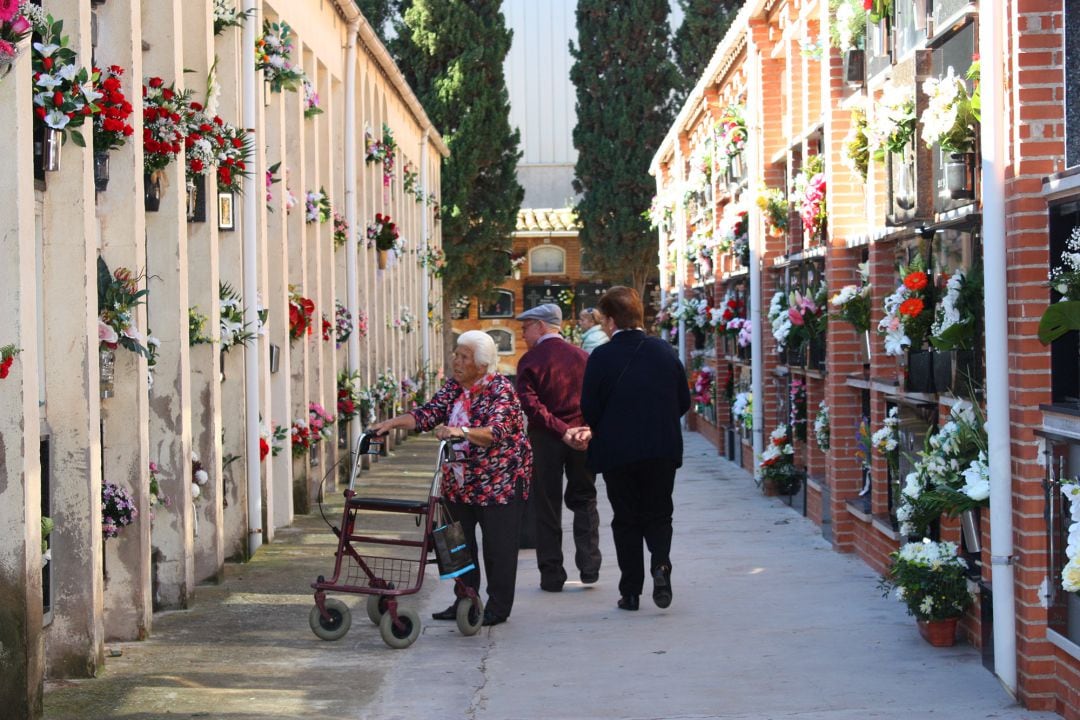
[575, 286, 690, 611]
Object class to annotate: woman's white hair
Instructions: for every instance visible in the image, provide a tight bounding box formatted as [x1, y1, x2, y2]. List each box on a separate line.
[456, 330, 498, 374]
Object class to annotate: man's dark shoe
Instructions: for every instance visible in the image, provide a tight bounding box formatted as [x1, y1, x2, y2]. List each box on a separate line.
[617, 595, 639, 611]
[652, 565, 672, 609]
[580, 571, 599, 584]
[431, 603, 458, 621]
[481, 609, 506, 626]
[540, 574, 565, 592]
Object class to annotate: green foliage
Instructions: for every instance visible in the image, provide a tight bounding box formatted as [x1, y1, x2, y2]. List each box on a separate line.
[878, 540, 972, 621]
[672, 0, 739, 108]
[390, 0, 524, 302]
[1038, 301, 1080, 345]
[570, 0, 679, 294]
[356, 0, 398, 45]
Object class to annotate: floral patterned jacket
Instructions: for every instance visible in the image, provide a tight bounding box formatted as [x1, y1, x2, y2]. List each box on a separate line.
[409, 374, 532, 505]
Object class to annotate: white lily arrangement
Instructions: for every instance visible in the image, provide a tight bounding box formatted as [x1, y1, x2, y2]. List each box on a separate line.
[768, 291, 793, 352]
[814, 401, 830, 452]
[731, 391, 753, 432]
[1062, 482, 1080, 593]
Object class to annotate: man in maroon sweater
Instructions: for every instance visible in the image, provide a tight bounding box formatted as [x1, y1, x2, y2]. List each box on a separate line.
[515, 303, 601, 592]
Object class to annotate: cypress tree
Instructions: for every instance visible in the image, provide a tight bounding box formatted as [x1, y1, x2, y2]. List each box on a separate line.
[570, 0, 678, 296]
[356, 0, 397, 45]
[390, 0, 523, 307]
[672, 0, 741, 108]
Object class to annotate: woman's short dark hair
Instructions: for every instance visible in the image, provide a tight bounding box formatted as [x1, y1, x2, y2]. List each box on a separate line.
[597, 286, 644, 330]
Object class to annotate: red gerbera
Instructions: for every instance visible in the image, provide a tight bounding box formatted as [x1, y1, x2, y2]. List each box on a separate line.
[899, 297, 925, 317]
[903, 271, 928, 292]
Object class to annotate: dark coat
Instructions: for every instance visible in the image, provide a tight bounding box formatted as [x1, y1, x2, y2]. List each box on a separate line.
[580, 329, 691, 474]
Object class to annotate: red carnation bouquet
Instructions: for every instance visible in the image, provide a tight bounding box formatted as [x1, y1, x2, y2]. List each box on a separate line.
[215, 120, 253, 194]
[288, 287, 315, 342]
[92, 65, 134, 151]
[143, 76, 190, 174]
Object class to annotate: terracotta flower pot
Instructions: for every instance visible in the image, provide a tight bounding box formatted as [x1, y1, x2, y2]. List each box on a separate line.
[917, 617, 959, 647]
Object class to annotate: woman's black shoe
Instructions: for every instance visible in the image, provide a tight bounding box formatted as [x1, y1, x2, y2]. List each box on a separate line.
[617, 595, 639, 611]
[652, 565, 672, 609]
[481, 609, 506, 626]
[431, 603, 458, 621]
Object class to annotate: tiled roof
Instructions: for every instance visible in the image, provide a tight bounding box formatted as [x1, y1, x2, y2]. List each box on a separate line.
[516, 208, 579, 233]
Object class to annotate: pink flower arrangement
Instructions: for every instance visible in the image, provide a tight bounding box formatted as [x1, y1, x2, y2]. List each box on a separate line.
[799, 172, 827, 240]
[0, 1, 39, 68]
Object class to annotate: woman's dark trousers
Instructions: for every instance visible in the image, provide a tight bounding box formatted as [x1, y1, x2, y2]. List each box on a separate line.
[602, 458, 677, 597]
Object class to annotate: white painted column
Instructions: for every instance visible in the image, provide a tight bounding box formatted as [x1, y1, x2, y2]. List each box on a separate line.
[96, 0, 152, 641]
[143, 0, 195, 610]
[41, 0, 106, 676]
[0, 29, 44, 714]
[182, 0, 225, 585]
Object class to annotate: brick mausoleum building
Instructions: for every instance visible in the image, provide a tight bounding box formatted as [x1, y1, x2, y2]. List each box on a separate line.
[651, 1, 1080, 716]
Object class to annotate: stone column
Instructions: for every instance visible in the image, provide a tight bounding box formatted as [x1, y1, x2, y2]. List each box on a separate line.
[142, 0, 195, 610]
[265, 83, 294, 529]
[96, 0, 152, 641]
[303, 50, 327, 489]
[213, 23, 251, 559]
[0, 32, 44, 716]
[182, 0, 225, 583]
[284, 64, 312, 512]
[40, 0, 106, 678]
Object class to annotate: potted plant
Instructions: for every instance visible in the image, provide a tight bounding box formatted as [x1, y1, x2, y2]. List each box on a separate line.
[921, 63, 980, 199]
[878, 253, 935, 392]
[929, 265, 983, 394]
[831, 262, 872, 364]
[879, 539, 973, 647]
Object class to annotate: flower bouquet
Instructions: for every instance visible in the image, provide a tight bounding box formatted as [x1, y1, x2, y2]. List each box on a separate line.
[791, 155, 827, 244]
[814, 401, 830, 451]
[878, 253, 933, 356]
[31, 15, 101, 148]
[879, 539, 972, 635]
[191, 451, 209, 501]
[320, 314, 333, 343]
[896, 401, 987, 538]
[1061, 482, 1080, 593]
[184, 100, 218, 182]
[715, 104, 747, 170]
[219, 282, 255, 352]
[393, 305, 416, 334]
[829, 0, 867, 52]
[1038, 225, 1080, 345]
[731, 391, 752, 432]
[102, 480, 137, 539]
[213, 0, 252, 36]
[768, 291, 793, 354]
[756, 186, 789, 239]
[0, 2, 42, 70]
[841, 102, 870, 180]
[288, 287, 315, 342]
[143, 77, 189, 174]
[867, 81, 916, 161]
[337, 370, 367, 425]
[97, 257, 149, 357]
[691, 366, 714, 408]
[831, 263, 872, 333]
[930, 266, 981, 351]
[421, 246, 447, 278]
[255, 20, 304, 93]
[302, 78, 322, 118]
[189, 307, 212, 345]
[305, 188, 331, 224]
[367, 213, 401, 253]
[790, 378, 808, 442]
[215, 120, 253, 194]
[92, 65, 135, 151]
[365, 124, 397, 187]
[308, 402, 335, 445]
[332, 211, 349, 248]
[0, 343, 19, 379]
[759, 425, 800, 495]
[334, 300, 353, 346]
[921, 64, 980, 154]
[402, 161, 419, 199]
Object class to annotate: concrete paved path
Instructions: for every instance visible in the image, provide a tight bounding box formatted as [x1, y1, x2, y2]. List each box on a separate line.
[45, 432, 1059, 720]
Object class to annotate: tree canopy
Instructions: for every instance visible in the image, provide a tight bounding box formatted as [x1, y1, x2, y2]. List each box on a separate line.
[570, 0, 679, 295]
[391, 0, 523, 303]
[673, 0, 741, 109]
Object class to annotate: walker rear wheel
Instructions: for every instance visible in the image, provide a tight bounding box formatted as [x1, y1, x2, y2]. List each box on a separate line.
[366, 594, 392, 625]
[456, 596, 484, 636]
[309, 598, 351, 641]
[379, 608, 421, 649]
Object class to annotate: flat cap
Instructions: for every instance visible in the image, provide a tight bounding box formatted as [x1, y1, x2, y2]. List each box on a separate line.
[515, 303, 562, 325]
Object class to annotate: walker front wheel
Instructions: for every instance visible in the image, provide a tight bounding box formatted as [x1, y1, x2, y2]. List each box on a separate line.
[366, 594, 392, 625]
[379, 608, 421, 649]
[456, 596, 484, 636]
[309, 598, 351, 641]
